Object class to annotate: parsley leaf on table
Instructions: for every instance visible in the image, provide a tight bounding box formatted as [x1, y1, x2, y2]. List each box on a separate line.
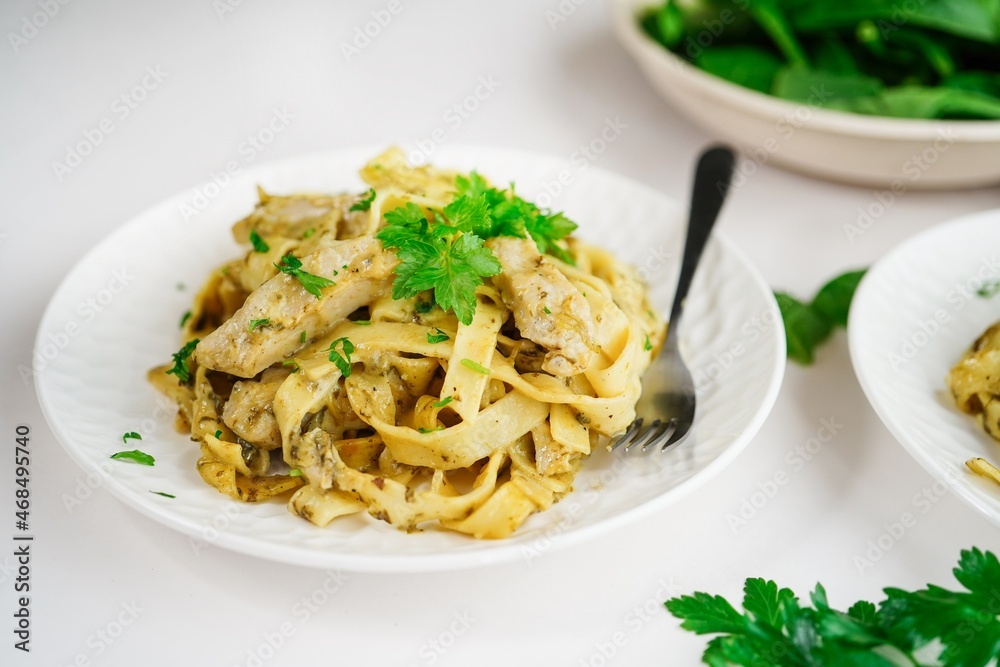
[666, 547, 1000, 666]
[775, 268, 866, 364]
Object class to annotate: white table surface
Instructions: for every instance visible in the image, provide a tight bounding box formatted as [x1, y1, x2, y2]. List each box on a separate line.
[3, 1, 1000, 665]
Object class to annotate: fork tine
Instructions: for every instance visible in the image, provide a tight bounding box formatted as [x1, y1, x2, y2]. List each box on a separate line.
[642, 419, 677, 451]
[625, 419, 662, 452]
[610, 418, 643, 451]
[659, 423, 693, 452]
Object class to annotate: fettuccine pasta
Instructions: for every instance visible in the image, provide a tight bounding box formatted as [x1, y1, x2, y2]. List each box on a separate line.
[149, 148, 665, 538]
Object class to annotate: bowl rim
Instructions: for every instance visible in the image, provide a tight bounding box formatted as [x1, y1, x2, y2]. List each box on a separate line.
[610, 0, 1000, 142]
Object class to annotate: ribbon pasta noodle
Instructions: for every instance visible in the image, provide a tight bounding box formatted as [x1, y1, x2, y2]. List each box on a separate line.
[149, 149, 665, 539]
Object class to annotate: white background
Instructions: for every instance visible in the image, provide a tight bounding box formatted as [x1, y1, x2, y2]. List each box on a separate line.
[3, 1, 1000, 666]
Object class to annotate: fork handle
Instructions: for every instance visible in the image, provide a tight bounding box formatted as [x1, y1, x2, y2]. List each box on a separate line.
[667, 146, 736, 338]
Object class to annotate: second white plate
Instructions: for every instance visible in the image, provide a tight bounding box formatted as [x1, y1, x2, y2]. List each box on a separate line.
[35, 145, 785, 571]
[850, 209, 1000, 528]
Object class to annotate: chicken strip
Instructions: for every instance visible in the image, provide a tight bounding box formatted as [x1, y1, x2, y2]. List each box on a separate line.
[221, 367, 290, 450]
[487, 236, 596, 376]
[232, 190, 371, 243]
[196, 235, 396, 378]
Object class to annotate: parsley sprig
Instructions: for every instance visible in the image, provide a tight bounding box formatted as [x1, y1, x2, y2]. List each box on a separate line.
[453, 172, 578, 264]
[165, 339, 199, 385]
[667, 547, 1000, 666]
[376, 202, 501, 326]
[376, 172, 578, 325]
[274, 254, 336, 298]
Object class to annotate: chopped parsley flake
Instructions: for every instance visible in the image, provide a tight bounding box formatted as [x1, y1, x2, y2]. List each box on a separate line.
[165, 339, 199, 385]
[274, 254, 335, 298]
[110, 449, 155, 466]
[543, 306, 551, 314]
[418, 426, 443, 434]
[249, 229, 269, 253]
[249, 318, 271, 332]
[349, 188, 376, 212]
[978, 280, 1000, 298]
[289, 468, 303, 477]
[353, 320, 371, 326]
[302, 227, 316, 239]
[282, 359, 301, 373]
[427, 328, 450, 344]
[300, 331, 307, 344]
[433, 396, 453, 408]
[150, 491, 175, 498]
[214, 429, 222, 439]
[122, 431, 142, 444]
[643, 332, 653, 351]
[326, 337, 356, 377]
[460, 358, 490, 375]
[179, 310, 191, 329]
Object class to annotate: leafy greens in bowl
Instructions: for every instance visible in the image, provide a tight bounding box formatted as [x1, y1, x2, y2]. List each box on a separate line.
[611, 0, 1000, 188]
[639, 0, 1000, 120]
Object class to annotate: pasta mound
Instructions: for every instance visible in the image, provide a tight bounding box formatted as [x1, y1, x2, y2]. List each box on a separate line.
[149, 149, 665, 539]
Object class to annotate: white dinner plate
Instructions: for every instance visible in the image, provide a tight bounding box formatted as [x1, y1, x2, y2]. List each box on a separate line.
[850, 209, 1000, 528]
[35, 145, 785, 572]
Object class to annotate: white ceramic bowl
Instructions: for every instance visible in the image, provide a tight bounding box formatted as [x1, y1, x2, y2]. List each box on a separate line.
[611, 0, 1000, 189]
